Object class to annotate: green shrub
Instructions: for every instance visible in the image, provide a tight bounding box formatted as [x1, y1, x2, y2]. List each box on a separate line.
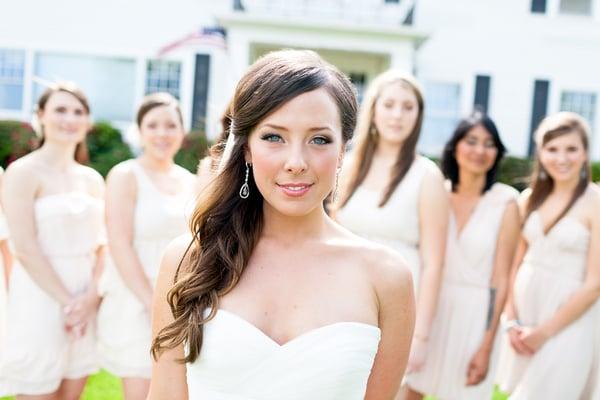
[86, 122, 134, 177]
[0, 121, 39, 169]
[175, 130, 211, 173]
[497, 156, 533, 191]
[591, 162, 600, 182]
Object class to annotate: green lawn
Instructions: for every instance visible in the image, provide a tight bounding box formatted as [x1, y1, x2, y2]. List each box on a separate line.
[0, 370, 122, 400]
[0, 370, 509, 399]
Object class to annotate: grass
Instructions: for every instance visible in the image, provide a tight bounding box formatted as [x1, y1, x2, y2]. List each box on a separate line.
[1, 371, 509, 399]
[0, 370, 122, 400]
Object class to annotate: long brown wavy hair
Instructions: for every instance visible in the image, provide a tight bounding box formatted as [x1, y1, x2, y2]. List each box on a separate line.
[525, 112, 592, 232]
[151, 50, 358, 363]
[35, 82, 91, 164]
[336, 70, 425, 208]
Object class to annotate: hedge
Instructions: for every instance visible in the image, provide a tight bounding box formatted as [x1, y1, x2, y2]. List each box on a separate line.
[0, 120, 210, 176]
[0, 120, 598, 185]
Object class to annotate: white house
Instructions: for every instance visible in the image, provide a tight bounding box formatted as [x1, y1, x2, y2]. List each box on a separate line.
[1, 0, 598, 159]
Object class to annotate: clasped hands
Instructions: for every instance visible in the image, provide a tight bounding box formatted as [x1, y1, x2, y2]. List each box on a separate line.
[63, 290, 101, 339]
[507, 322, 550, 356]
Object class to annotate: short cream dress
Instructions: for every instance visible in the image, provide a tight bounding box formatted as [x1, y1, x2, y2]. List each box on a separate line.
[0, 192, 105, 396]
[97, 160, 194, 378]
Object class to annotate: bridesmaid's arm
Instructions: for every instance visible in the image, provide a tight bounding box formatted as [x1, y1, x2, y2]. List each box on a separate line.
[106, 163, 154, 311]
[466, 200, 520, 385]
[1, 161, 72, 306]
[64, 169, 106, 333]
[365, 250, 415, 400]
[522, 190, 600, 352]
[502, 191, 533, 355]
[148, 236, 189, 400]
[409, 166, 449, 372]
[0, 168, 13, 288]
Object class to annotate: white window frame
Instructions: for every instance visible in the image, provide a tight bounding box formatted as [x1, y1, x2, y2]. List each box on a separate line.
[0, 48, 26, 114]
[145, 59, 182, 99]
[546, 0, 599, 18]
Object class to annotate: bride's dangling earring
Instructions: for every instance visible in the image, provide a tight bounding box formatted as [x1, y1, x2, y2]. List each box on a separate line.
[239, 162, 251, 199]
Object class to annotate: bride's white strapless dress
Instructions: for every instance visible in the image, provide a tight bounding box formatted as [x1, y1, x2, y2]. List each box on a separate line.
[186, 309, 381, 400]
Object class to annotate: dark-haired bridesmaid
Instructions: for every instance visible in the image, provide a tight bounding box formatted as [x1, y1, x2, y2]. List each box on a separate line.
[405, 112, 519, 399]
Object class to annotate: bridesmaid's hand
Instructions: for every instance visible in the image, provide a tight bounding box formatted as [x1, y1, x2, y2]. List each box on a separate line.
[466, 346, 490, 385]
[406, 336, 428, 373]
[517, 326, 549, 353]
[508, 326, 534, 356]
[64, 291, 101, 333]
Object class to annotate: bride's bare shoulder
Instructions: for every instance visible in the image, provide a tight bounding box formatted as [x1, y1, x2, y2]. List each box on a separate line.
[157, 234, 195, 284]
[335, 229, 413, 296]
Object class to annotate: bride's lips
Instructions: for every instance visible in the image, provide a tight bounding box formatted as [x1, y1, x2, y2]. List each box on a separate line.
[277, 183, 313, 197]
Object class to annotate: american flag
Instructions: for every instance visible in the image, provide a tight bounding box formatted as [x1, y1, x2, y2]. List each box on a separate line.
[157, 27, 227, 56]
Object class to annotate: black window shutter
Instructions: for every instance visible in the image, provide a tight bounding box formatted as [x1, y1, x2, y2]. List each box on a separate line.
[531, 0, 547, 13]
[192, 54, 210, 130]
[474, 75, 491, 113]
[528, 79, 550, 155]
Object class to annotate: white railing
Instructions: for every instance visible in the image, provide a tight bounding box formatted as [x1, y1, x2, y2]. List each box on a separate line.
[235, 0, 415, 26]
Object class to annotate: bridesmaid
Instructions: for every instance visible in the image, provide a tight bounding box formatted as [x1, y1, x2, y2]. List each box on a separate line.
[0, 82, 105, 399]
[96, 92, 195, 400]
[497, 112, 600, 399]
[335, 70, 448, 377]
[404, 112, 520, 399]
[0, 167, 13, 350]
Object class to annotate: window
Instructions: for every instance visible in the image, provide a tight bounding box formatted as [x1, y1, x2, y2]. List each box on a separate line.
[560, 91, 596, 128]
[146, 60, 182, 99]
[349, 73, 366, 104]
[34, 53, 136, 122]
[531, 0, 547, 13]
[528, 80, 550, 155]
[0, 49, 25, 110]
[420, 82, 461, 156]
[559, 0, 592, 15]
[385, 0, 400, 3]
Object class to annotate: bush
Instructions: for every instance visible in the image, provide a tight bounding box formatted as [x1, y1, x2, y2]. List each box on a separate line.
[497, 156, 533, 191]
[0, 121, 39, 169]
[592, 162, 600, 182]
[86, 122, 134, 177]
[175, 130, 211, 173]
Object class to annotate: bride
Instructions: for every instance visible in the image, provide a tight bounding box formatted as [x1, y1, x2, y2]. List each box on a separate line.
[148, 49, 415, 399]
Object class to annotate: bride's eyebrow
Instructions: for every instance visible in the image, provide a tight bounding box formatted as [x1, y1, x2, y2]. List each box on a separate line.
[260, 123, 288, 131]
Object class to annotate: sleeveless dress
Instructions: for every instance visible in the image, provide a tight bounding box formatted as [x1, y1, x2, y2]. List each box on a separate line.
[496, 208, 595, 399]
[0, 192, 105, 396]
[405, 183, 517, 399]
[336, 156, 439, 291]
[0, 214, 9, 352]
[97, 159, 195, 378]
[584, 303, 600, 400]
[186, 308, 381, 399]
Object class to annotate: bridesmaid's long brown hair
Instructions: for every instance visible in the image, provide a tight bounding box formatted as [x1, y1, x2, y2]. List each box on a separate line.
[336, 70, 425, 208]
[525, 112, 592, 232]
[151, 50, 358, 363]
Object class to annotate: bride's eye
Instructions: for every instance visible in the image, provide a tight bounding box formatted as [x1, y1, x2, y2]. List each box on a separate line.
[261, 133, 283, 143]
[310, 136, 332, 145]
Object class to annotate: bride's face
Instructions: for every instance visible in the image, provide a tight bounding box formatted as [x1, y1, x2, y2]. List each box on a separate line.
[246, 88, 344, 217]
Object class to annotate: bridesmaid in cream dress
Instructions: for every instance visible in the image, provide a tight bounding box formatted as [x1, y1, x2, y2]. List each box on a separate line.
[97, 93, 195, 400]
[335, 70, 448, 382]
[0, 167, 13, 350]
[405, 112, 520, 399]
[497, 112, 600, 400]
[0, 83, 105, 399]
